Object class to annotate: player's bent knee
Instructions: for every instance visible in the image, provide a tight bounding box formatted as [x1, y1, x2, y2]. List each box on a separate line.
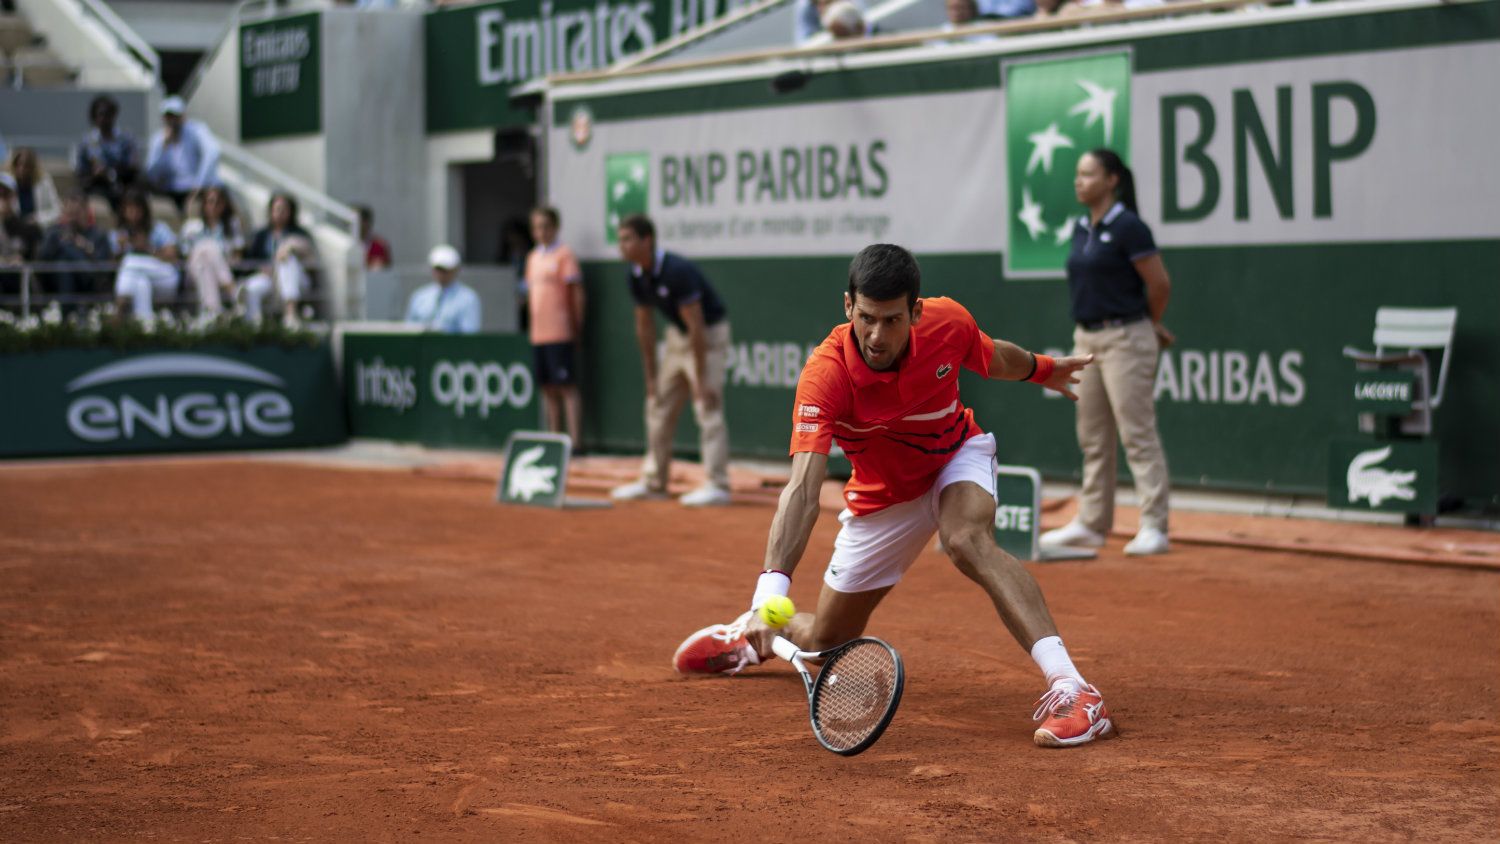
[940, 526, 991, 569]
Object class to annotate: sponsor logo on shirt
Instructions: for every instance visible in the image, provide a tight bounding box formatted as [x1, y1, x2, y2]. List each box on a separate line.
[798, 404, 821, 418]
[795, 422, 818, 433]
[936, 363, 953, 379]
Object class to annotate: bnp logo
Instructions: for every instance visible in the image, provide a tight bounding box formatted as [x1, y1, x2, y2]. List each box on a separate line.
[1005, 52, 1131, 277]
[605, 152, 650, 244]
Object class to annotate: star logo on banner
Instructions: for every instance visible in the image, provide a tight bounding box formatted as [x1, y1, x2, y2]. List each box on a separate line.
[1054, 217, 1077, 247]
[1068, 79, 1118, 144]
[1025, 122, 1075, 176]
[1017, 186, 1049, 241]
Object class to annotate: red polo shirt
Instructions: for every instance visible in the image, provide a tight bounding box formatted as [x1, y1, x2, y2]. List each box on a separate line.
[789, 297, 995, 515]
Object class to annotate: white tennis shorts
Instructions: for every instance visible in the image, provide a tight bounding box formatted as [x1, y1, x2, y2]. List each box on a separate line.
[824, 433, 997, 593]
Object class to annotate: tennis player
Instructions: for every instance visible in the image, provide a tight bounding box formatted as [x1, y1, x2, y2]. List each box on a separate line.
[674, 244, 1116, 747]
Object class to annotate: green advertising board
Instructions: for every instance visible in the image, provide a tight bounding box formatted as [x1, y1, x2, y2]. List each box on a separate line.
[1328, 438, 1438, 515]
[993, 465, 1042, 561]
[0, 345, 344, 458]
[546, 0, 1500, 509]
[426, 0, 685, 133]
[239, 12, 321, 141]
[1004, 51, 1131, 278]
[1350, 369, 1416, 415]
[344, 332, 538, 448]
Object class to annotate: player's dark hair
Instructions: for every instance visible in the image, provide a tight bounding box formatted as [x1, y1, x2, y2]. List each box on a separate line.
[1087, 148, 1138, 215]
[532, 205, 560, 227]
[848, 244, 921, 310]
[620, 213, 654, 242]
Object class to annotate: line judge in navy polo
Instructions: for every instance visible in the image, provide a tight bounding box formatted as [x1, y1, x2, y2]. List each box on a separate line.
[1041, 149, 1174, 558]
[610, 213, 734, 508]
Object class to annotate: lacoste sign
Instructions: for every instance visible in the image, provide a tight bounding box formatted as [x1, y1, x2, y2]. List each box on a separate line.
[1327, 439, 1438, 515]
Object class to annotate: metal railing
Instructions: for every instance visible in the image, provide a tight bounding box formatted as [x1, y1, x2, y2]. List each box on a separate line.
[72, 0, 160, 86]
[1, 258, 330, 318]
[217, 141, 359, 237]
[540, 0, 1298, 86]
[180, 0, 323, 104]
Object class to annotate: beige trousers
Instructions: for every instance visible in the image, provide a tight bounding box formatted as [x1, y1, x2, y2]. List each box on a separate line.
[640, 320, 732, 492]
[1072, 318, 1170, 534]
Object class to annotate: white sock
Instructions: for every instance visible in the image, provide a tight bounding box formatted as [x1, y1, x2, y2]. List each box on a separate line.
[1030, 636, 1085, 690]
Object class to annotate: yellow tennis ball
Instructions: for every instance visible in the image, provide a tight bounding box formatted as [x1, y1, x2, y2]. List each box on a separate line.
[758, 595, 796, 628]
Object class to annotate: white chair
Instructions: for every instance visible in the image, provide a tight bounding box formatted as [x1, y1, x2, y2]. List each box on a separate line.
[1342, 307, 1458, 436]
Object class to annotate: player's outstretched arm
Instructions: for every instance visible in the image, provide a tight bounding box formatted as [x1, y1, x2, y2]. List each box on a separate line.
[762, 451, 829, 578]
[988, 338, 1094, 402]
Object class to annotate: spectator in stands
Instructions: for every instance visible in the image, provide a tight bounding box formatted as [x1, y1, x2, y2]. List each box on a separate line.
[610, 213, 734, 507]
[112, 189, 181, 321]
[405, 244, 481, 334]
[145, 96, 221, 213]
[37, 192, 113, 309]
[937, 0, 1000, 41]
[179, 185, 244, 316]
[525, 206, 585, 446]
[1, 173, 40, 266]
[110, 189, 177, 262]
[76, 95, 140, 213]
[358, 205, 391, 270]
[243, 192, 315, 324]
[794, 0, 868, 43]
[977, 0, 1037, 19]
[821, 1, 871, 39]
[8, 147, 60, 228]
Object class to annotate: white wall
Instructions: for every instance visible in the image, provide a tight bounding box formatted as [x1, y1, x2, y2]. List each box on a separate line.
[320, 8, 428, 269]
[425, 129, 493, 257]
[242, 135, 327, 194]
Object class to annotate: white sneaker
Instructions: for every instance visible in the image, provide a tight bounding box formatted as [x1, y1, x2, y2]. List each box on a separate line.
[1124, 526, 1169, 556]
[679, 485, 732, 507]
[1039, 520, 1106, 549]
[610, 481, 668, 501]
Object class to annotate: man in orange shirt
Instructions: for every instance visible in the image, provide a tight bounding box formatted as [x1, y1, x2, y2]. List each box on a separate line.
[525, 207, 585, 446]
[673, 244, 1115, 748]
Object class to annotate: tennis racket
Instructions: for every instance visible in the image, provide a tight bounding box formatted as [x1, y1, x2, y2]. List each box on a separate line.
[771, 635, 905, 756]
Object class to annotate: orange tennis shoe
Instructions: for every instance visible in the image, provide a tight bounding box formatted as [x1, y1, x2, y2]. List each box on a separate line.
[672, 612, 761, 676]
[1032, 682, 1116, 747]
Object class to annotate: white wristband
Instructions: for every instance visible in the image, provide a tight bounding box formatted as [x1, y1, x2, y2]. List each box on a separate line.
[750, 570, 792, 611]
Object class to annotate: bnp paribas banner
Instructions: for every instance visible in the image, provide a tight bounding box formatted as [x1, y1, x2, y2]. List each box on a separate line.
[551, 30, 1499, 264]
[426, 0, 761, 132]
[558, 88, 1009, 258]
[551, 2, 1500, 506]
[0, 346, 345, 458]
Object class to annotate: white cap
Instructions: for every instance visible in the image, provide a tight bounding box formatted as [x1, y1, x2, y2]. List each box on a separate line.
[160, 96, 185, 115]
[428, 244, 461, 270]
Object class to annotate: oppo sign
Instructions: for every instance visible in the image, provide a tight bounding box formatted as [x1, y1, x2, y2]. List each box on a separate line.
[64, 354, 295, 443]
[430, 359, 534, 419]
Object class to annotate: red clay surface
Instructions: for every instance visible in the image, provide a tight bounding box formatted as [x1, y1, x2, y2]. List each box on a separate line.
[2, 460, 1497, 841]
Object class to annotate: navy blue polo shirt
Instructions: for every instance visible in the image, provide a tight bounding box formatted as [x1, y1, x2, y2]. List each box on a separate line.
[628, 249, 728, 332]
[1064, 202, 1159, 324]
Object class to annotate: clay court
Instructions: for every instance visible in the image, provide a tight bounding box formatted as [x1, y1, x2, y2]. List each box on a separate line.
[2, 457, 1497, 841]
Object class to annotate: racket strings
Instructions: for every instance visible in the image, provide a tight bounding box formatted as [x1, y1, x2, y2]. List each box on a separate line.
[813, 642, 898, 751]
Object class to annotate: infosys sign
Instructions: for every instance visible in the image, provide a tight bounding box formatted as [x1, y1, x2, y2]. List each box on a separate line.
[1, 347, 344, 457]
[342, 333, 540, 448]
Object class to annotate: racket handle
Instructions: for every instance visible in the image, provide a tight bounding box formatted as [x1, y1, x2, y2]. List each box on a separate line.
[771, 635, 802, 663]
